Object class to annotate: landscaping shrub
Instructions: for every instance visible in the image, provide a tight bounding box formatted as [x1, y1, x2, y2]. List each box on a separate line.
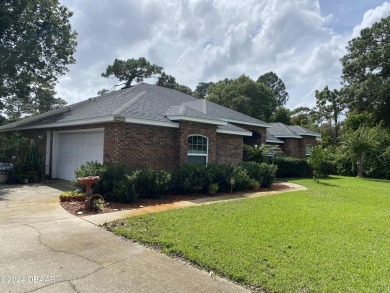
[136, 168, 171, 198]
[206, 164, 233, 192]
[240, 162, 277, 188]
[170, 164, 208, 194]
[272, 156, 312, 178]
[98, 164, 137, 202]
[231, 164, 252, 191]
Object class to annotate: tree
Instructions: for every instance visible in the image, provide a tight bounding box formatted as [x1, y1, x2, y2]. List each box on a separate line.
[291, 107, 318, 128]
[342, 126, 379, 177]
[315, 85, 345, 141]
[257, 72, 289, 106]
[0, 0, 76, 121]
[341, 16, 390, 127]
[207, 75, 276, 121]
[193, 82, 215, 99]
[156, 72, 193, 95]
[271, 106, 292, 124]
[308, 146, 327, 181]
[101, 57, 163, 88]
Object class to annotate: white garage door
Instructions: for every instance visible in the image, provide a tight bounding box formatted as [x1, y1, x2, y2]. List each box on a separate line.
[55, 131, 104, 181]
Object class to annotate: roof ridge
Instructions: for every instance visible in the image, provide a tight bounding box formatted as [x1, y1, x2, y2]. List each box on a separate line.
[112, 91, 146, 115]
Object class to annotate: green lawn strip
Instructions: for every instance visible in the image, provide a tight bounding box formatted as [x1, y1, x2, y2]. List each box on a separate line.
[110, 176, 390, 292]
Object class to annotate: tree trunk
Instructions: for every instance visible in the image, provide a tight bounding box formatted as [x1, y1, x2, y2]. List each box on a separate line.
[357, 156, 364, 177]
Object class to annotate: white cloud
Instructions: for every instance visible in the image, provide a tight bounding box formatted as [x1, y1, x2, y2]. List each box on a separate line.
[56, 0, 390, 110]
[352, 2, 390, 38]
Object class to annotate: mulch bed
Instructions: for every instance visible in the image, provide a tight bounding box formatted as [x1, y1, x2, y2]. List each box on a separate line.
[61, 182, 290, 217]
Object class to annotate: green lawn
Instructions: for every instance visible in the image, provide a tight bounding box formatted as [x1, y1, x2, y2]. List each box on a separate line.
[109, 176, 390, 292]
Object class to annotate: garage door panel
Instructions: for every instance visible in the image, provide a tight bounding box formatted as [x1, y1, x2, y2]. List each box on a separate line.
[55, 131, 104, 181]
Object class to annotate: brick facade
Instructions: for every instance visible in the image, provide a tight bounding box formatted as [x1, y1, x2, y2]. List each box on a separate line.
[216, 133, 243, 164]
[280, 136, 318, 158]
[104, 122, 179, 170]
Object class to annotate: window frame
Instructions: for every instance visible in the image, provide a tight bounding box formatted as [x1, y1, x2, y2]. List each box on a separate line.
[187, 135, 208, 165]
[305, 144, 313, 156]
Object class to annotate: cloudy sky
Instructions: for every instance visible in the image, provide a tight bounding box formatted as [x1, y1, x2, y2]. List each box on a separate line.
[57, 0, 390, 109]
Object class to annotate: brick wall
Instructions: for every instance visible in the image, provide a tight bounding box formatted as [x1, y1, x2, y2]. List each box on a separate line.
[216, 133, 243, 164]
[16, 121, 248, 177]
[280, 136, 318, 158]
[104, 122, 179, 170]
[178, 122, 217, 166]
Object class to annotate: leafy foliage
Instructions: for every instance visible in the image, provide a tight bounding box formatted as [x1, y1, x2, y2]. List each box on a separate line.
[101, 57, 163, 88]
[341, 16, 390, 127]
[193, 82, 215, 99]
[272, 156, 312, 178]
[308, 146, 327, 181]
[207, 75, 276, 121]
[0, 0, 76, 121]
[136, 168, 171, 198]
[156, 72, 193, 95]
[341, 126, 379, 177]
[257, 71, 289, 106]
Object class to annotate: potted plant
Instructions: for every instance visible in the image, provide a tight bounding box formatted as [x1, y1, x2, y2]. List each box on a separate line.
[0, 163, 13, 184]
[21, 143, 42, 183]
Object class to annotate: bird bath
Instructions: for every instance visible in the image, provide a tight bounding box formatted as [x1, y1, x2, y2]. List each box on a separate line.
[77, 176, 100, 196]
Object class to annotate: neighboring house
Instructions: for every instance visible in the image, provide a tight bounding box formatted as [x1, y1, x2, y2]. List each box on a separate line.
[0, 83, 269, 181]
[266, 123, 321, 158]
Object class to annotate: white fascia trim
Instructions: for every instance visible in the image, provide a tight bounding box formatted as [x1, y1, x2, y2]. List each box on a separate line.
[217, 129, 253, 136]
[273, 135, 303, 139]
[266, 139, 284, 144]
[167, 115, 227, 126]
[217, 118, 270, 128]
[296, 132, 321, 138]
[3, 115, 180, 131]
[6, 116, 114, 130]
[124, 117, 179, 128]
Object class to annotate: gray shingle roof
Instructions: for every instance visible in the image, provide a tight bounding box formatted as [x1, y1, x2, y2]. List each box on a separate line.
[0, 83, 269, 132]
[268, 123, 321, 139]
[266, 132, 284, 144]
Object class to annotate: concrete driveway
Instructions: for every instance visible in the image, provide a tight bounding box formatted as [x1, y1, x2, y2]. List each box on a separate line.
[0, 182, 248, 293]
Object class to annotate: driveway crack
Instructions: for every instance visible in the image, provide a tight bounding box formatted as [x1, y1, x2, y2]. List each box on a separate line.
[26, 224, 103, 267]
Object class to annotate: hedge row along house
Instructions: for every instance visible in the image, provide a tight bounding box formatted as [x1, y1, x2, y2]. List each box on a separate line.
[0, 83, 320, 181]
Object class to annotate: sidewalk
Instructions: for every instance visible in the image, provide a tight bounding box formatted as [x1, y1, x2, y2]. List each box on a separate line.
[83, 182, 306, 226]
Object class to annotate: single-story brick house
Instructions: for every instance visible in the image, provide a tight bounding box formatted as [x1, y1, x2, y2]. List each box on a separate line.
[0, 83, 271, 181]
[266, 122, 321, 157]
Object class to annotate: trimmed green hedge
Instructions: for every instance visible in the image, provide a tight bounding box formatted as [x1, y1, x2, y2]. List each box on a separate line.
[271, 157, 312, 178]
[75, 161, 278, 203]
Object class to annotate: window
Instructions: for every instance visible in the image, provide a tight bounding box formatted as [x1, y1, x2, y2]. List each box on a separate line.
[188, 135, 208, 165]
[306, 144, 313, 156]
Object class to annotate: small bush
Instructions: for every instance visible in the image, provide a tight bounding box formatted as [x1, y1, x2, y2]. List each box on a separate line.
[111, 172, 139, 203]
[240, 162, 277, 188]
[272, 157, 311, 178]
[206, 164, 233, 193]
[231, 164, 252, 191]
[208, 183, 219, 195]
[171, 164, 208, 194]
[136, 168, 171, 198]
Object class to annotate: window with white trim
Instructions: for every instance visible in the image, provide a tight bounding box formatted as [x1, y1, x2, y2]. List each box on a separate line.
[188, 135, 208, 165]
[306, 144, 313, 156]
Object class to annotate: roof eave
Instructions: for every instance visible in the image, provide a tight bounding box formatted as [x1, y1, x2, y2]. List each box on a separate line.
[217, 129, 252, 136]
[0, 115, 181, 132]
[266, 139, 284, 144]
[217, 118, 270, 128]
[167, 115, 227, 126]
